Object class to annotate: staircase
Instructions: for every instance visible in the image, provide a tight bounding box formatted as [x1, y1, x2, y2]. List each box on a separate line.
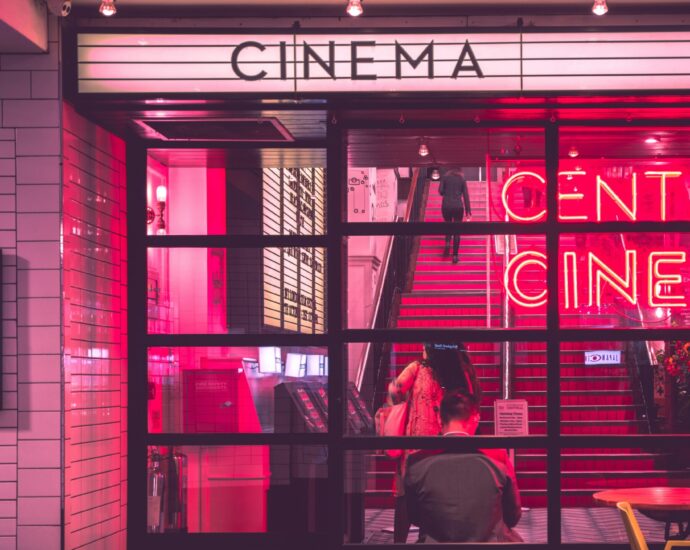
[367, 177, 677, 509]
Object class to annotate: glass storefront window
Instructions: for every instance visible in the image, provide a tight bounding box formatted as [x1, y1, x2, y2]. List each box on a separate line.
[346, 448, 547, 544]
[349, 340, 546, 437]
[345, 129, 545, 224]
[560, 446, 690, 543]
[147, 246, 326, 334]
[346, 235, 546, 330]
[559, 128, 690, 223]
[146, 445, 328, 535]
[147, 346, 328, 434]
[147, 149, 326, 235]
[559, 233, 690, 328]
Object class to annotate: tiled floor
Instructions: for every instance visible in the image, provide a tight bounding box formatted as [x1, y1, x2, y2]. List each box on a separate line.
[364, 507, 672, 544]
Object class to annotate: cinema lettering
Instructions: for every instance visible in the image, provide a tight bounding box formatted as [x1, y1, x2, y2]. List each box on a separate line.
[501, 163, 690, 311]
[76, 31, 690, 94]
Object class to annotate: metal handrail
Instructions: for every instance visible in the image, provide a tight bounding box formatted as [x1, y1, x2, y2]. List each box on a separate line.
[356, 168, 422, 396]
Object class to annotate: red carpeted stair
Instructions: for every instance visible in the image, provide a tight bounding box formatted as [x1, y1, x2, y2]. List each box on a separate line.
[366, 178, 674, 510]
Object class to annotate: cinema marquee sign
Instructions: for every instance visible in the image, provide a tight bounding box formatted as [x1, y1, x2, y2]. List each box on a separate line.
[77, 31, 690, 94]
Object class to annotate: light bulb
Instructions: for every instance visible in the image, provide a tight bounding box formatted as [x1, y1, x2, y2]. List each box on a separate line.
[346, 0, 363, 16]
[431, 168, 441, 181]
[418, 142, 430, 157]
[568, 146, 579, 158]
[592, 0, 608, 15]
[156, 185, 167, 203]
[645, 136, 660, 144]
[655, 307, 664, 319]
[99, 0, 117, 16]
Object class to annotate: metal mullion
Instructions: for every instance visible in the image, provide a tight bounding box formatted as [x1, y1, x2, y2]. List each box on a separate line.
[544, 123, 561, 548]
[127, 141, 149, 547]
[558, 328, 690, 341]
[558, 434, 690, 450]
[342, 435, 547, 450]
[145, 333, 331, 347]
[146, 234, 328, 248]
[326, 115, 345, 549]
[343, 221, 549, 236]
[343, 328, 550, 343]
[146, 433, 329, 446]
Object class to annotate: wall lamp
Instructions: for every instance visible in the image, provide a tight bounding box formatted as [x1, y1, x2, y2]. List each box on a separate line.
[147, 185, 167, 235]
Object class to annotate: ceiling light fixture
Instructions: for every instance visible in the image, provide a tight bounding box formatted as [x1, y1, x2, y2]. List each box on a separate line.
[592, 0, 608, 15]
[645, 136, 661, 144]
[346, 0, 363, 17]
[99, 0, 117, 16]
[568, 146, 579, 158]
[430, 168, 441, 181]
[418, 140, 430, 157]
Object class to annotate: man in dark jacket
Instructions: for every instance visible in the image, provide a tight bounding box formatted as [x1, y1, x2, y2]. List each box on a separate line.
[404, 391, 523, 543]
[438, 168, 472, 264]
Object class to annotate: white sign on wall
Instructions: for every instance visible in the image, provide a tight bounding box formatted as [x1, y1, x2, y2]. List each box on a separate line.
[77, 31, 690, 94]
[494, 399, 529, 437]
[585, 350, 622, 365]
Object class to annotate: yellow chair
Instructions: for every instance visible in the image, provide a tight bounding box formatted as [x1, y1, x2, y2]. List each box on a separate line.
[617, 501, 690, 550]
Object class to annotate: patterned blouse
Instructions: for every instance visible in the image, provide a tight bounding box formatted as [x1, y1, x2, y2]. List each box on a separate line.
[388, 361, 444, 437]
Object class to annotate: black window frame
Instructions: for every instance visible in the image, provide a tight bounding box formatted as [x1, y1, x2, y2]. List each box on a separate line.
[128, 117, 690, 550]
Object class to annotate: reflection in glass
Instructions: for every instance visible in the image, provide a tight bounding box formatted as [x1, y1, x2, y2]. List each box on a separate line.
[147, 445, 328, 534]
[147, 346, 328, 434]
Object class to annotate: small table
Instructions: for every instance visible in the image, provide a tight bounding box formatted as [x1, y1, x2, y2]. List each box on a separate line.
[593, 487, 690, 540]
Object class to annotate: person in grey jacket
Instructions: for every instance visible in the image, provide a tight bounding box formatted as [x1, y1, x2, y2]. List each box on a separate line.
[438, 168, 472, 264]
[404, 391, 523, 543]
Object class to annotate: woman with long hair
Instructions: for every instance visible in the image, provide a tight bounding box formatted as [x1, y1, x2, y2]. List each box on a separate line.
[386, 342, 481, 542]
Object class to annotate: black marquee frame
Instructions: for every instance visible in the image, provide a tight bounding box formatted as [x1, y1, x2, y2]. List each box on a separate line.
[58, 21, 690, 550]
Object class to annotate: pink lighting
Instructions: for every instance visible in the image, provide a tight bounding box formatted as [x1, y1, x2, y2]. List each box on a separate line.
[156, 184, 167, 203]
[568, 146, 579, 158]
[418, 141, 430, 157]
[592, 0, 608, 15]
[645, 136, 661, 144]
[346, 0, 363, 17]
[99, 0, 117, 16]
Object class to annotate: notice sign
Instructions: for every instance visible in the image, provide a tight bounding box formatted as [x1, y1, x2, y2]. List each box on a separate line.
[585, 350, 621, 365]
[494, 399, 529, 437]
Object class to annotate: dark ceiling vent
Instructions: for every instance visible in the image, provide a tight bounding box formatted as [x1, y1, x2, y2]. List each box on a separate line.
[135, 117, 295, 142]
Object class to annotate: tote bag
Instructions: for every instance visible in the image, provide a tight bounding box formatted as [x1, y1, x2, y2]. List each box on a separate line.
[375, 401, 409, 459]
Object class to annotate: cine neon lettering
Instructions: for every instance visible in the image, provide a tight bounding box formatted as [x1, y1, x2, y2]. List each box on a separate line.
[505, 249, 688, 309]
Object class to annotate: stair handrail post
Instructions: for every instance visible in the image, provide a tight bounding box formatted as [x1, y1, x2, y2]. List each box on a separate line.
[502, 228, 512, 400]
[485, 155, 492, 328]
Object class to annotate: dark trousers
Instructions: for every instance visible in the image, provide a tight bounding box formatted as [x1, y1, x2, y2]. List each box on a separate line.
[441, 205, 464, 256]
[394, 495, 410, 543]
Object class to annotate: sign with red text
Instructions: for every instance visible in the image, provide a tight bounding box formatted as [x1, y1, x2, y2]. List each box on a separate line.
[77, 31, 690, 94]
[585, 351, 622, 365]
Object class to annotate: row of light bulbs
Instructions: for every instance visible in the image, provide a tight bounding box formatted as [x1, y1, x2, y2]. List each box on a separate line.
[348, 0, 609, 17]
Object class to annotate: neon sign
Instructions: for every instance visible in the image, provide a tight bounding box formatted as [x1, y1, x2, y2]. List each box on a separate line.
[501, 169, 687, 223]
[500, 161, 689, 311]
[505, 248, 688, 310]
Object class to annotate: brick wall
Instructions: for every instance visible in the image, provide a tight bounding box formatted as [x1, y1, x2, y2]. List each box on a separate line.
[62, 103, 127, 549]
[0, 15, 62, 550]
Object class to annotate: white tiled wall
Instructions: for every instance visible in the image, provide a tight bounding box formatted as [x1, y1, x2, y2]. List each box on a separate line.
[62, 102, 127, 549]
[0, 15, 62, 550]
